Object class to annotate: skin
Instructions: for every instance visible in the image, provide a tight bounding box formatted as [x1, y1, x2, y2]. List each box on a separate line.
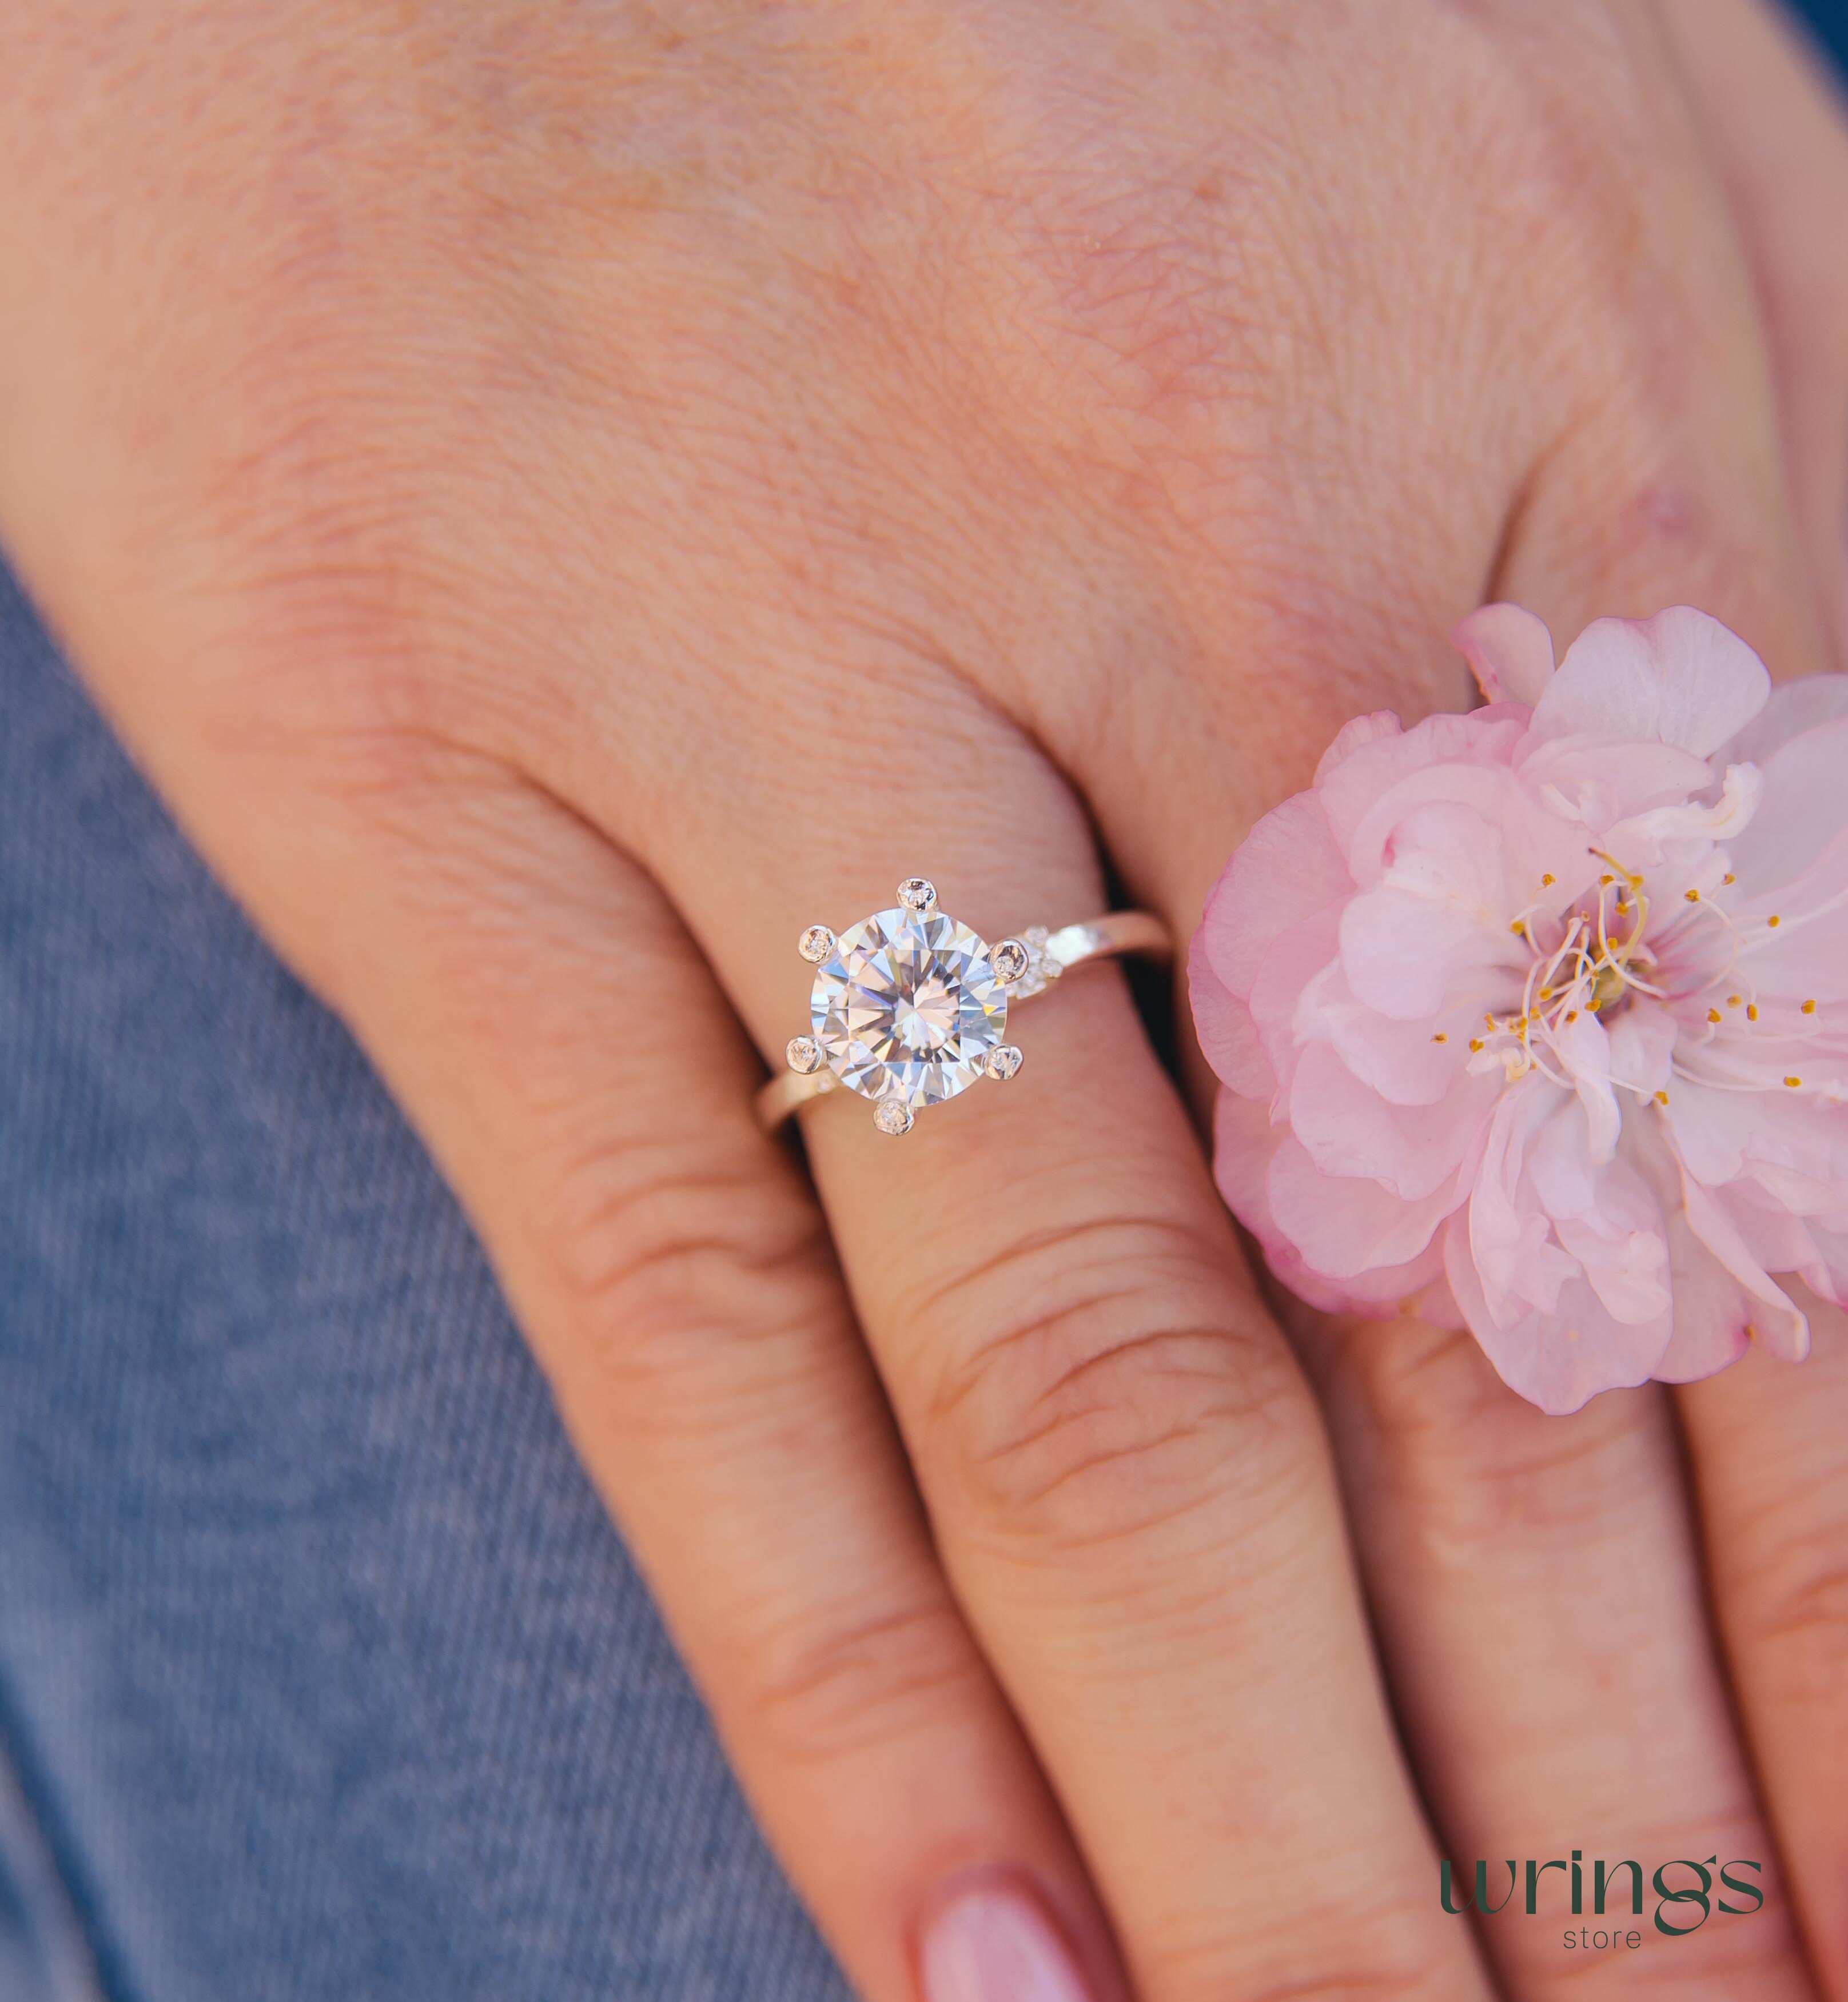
[1, 1, 1846, 1997]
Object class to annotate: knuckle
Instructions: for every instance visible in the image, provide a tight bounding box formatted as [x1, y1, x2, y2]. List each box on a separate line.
[1149, 1892, 1450, 2002]
[539, 1127, 835, 1395]
[740, 1596, 987, 1768]
[1731, 1502, 1848, 1690]
[1339, 1316, 1655, 1548]
[908, 1213, 1313, 1554]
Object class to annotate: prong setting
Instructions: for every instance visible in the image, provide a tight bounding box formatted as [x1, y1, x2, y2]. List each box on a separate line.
[985, 1044, 1025, 1082]
[897, 877, 937, 912]
[873, 1098, 915, 1136]
[798, 924, 836, 964]
[991, 937, 1030, 984]
[786, 1035, 823, 1075]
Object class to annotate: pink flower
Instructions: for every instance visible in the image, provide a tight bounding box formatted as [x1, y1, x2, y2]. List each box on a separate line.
[1191, 606, 1848, 1413]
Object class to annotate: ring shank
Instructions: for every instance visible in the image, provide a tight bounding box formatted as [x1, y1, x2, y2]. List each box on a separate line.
[755, 908, 1170, 1132]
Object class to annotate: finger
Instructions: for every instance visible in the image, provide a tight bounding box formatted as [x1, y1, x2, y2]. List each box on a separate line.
[1663, 0, 1848, 665]
[1679, 1294, 1848, 2000]
[599, 677, 1500, 2002]
[103, 735, 1130, 2002]
[1643, 14, 1848, 1991]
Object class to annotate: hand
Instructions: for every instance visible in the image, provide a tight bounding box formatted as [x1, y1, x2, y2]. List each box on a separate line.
[2, 3, 1845, 1999]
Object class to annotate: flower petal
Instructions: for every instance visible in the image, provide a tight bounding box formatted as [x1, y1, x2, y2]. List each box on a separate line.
[1676, 1174, 1810, 1363]
[1198, 789, 1350, 999]
[1726, 716, 1848, 892]
[1189, 927, 1274, 1098]
[1295, 959, 1461, 1106]
[1446, 1213, 1671, 1414]
[1210, 1091, 1453, 1316]
[1265, 1133, 1464, 1279]
[1289, 1039, 1495, 1201]
[1718, 671, 1848, 768]
[1453, 603, 1556, 707]
[1531, 608, 1770, 756]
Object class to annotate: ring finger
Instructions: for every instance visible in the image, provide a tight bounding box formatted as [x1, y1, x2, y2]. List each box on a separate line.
[594, 665, 1501, 2002]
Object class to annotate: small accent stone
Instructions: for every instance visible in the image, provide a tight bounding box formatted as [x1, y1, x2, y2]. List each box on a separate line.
[798, 924, 835, 963]
[1009, 925, 1061, 998]
[786, 1035, 823, 1074]
[873, 1098, 915, 1135]
[897, 877, 937, 911]
[992, 938, 1030, 983]
[986, 1044, 1024, 1082]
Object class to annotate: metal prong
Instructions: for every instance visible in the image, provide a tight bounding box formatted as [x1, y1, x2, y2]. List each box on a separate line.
[873, 1099, 915, 1136]
[786, 1035, 823, 1075]
[798, 924, 835, 963]
[991, 937, 1030, 984]
[897, 878, 937, 912]
[985, 1044, 1024, 1082]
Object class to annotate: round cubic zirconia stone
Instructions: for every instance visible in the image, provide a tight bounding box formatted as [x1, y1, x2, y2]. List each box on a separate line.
[811, 906, 1009, 1108]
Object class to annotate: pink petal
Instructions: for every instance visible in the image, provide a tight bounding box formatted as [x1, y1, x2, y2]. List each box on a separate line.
[1188, 928, 1275, 1099]
[1529, 1112, 1671, 1327]
[1295, 959, 1461, 1107]
[1314, 711, 1403, 785]
[1249, 903, 1345, 1099]
[1317, 709, 1526, 859]
[1676, 1175, 1810, 1363]
[1211, 1092, 1452, 1316]
[1467, 1082, 1578, 1322]
[1453, 603, 1556, 707]
[1265, 1134, 1463, 1279]
[1719, 671, 1848, 768]
[1339, 799, 1532, 1021]
[1531, 608, 1770, 756]
[1446, 1213, 1671, 1414]
[1726, 716, 1848, 892]
[1198, 789, 1350, 999]
[1289, 1039, 1496, 1201]
[1550, 1010, 1621, 1165]
[1605, 1003, 1677, 1098]
[1519, 738, 1720, 838]
[1730, 825, 1848, 1005]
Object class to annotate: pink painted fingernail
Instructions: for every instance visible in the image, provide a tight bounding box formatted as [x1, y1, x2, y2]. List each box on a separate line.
[920, 1881, 1097, 2002]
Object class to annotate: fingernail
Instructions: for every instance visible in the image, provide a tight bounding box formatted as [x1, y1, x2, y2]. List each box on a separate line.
[920, 1881, 1096, 2002]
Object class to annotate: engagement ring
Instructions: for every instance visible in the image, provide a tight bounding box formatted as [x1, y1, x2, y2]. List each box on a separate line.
[756, 878, 1169, 1135]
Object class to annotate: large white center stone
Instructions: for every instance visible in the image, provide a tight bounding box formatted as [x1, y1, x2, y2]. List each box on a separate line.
[811, 906, 1008, 1108]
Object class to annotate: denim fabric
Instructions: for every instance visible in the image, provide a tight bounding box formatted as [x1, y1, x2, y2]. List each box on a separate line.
[0, 555, 849, 2000]
[1800, 0, 1847, 73]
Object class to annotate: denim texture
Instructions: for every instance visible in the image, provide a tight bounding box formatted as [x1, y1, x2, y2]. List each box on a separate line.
[0, 555, 849, 1999]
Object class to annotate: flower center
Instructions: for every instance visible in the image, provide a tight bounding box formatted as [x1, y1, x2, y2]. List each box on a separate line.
[1468, 863, 1664, 1083]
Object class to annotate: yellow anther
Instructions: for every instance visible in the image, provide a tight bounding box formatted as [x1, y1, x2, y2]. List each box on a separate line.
[1802, 999, 1818, 1015]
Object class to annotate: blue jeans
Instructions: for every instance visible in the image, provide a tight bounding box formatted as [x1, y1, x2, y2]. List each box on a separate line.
[0, 555, 849, 1999]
